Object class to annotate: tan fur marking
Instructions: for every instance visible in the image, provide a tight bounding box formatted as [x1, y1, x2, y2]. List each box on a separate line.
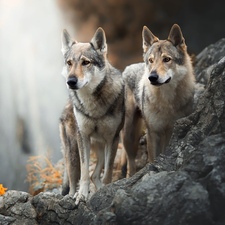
[75, 64, 85, 79]
[68, 64, 84, 80]
[149, 54, 154, 59]
[156, 65, 167, 78]
[80, 55, 91, 63]
[161, 53, 172, 59]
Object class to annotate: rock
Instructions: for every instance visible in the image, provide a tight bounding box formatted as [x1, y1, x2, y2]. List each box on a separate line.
[1, 41, 225, 225]
[0, 215, 16, 225]
[94, 132, 225, 225]
[0, 191, 38, 225]
[32, 192, 95, 225]
[193, 82, 205, 111]
[194, 38, 225, 84]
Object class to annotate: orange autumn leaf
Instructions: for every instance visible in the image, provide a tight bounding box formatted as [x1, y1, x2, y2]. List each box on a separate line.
[0, 184, 7, 195]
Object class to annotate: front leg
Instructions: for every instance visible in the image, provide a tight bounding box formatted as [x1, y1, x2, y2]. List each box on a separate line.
[74, 130, 90, 205]
[102, 134, 119, 185]
[146, 129, 160, 163]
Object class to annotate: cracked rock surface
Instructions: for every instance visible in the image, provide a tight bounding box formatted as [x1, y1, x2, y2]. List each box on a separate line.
[194, 38, 225, 85]
[1, 40, 225, 225]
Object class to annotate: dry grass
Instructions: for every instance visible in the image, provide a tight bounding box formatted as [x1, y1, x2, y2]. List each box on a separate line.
[26, 153, 63, 196]
[25, 147, 124, 196]
[25, 139, 147, 197]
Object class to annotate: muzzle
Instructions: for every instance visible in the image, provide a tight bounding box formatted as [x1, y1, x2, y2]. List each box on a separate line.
[148, 71, 171, 86]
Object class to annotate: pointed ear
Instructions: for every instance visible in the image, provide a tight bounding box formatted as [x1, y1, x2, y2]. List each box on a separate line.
[168, 24, 184, 47]
[90, 27, 107, 54]
[61, 29, 77, 55]
[142, 26, 159, 53]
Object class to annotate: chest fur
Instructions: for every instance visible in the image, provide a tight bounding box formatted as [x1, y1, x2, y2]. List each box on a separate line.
[140, 81, 192, 131]
[74, 107, 122, 141]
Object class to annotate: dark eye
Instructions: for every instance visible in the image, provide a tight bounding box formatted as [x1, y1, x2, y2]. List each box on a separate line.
[149, 58, 153, 63]
[67, 61, 72, 66]
[82, 60, 90, 66]
[163, 57, 171, 62]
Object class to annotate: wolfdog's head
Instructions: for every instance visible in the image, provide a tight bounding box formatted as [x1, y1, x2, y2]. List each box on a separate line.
[61, 28, 107, 90]
[142, 24, 189, 86]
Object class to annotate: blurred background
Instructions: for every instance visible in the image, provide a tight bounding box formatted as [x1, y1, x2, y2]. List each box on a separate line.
[0, 0, 225, 192]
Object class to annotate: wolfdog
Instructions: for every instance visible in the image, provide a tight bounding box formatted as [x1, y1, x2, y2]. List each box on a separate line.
[121, 24, 195, 176]
[59, 28, 125, 205]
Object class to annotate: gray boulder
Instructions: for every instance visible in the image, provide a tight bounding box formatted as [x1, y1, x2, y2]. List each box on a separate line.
[194, 38, 225, 84]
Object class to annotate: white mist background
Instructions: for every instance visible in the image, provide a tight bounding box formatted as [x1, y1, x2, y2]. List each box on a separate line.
[0, 0, 74, 191]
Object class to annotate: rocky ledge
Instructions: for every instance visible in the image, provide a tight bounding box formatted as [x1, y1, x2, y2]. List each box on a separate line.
[1, 39, 225, 225]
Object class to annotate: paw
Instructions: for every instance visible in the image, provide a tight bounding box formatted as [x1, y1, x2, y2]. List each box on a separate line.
[73, 192, 87, 206]
[74, 180, 90, 205]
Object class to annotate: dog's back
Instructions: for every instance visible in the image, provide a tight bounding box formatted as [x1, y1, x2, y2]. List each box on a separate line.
[123, 63, 144, 93]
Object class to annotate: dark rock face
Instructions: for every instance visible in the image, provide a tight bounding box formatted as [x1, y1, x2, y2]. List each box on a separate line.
[1, 41, 225, 225]
[94, 133, 225, 225]
[194, 38, 225, 84]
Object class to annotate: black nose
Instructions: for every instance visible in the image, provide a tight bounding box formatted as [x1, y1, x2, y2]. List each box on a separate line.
[148, 72, 159, 83]
[67, 76, 77, 89]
